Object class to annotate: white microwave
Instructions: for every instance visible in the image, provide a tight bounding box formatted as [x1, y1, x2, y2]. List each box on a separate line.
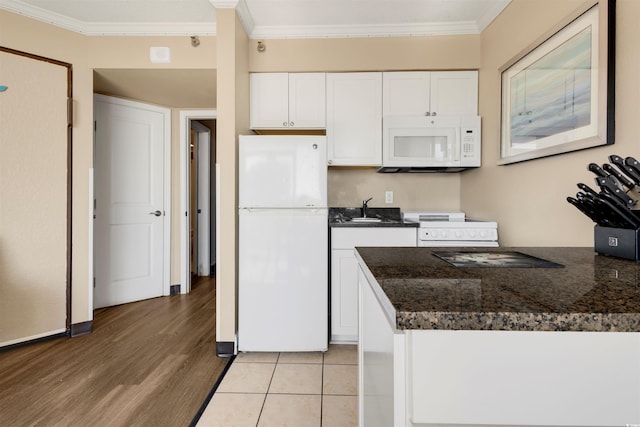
[379, 115, 481, 172]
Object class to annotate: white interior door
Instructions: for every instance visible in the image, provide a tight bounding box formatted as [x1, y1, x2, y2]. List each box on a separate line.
[193, 121, 210, 277]
[94, 95, 169, 308]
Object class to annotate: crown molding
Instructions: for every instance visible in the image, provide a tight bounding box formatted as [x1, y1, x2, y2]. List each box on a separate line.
[249, 21, 482, 40]
[0, 0, 216, 35]
[1, 0, 507, 38]
[209, 0, 239, 7]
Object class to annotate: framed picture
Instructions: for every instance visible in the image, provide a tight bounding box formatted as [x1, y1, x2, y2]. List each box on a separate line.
[499, 0, 615, 165]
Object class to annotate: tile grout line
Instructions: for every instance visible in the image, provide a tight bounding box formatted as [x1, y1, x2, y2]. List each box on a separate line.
[254, 352, 281, 427]
[320, 350, 325, 427]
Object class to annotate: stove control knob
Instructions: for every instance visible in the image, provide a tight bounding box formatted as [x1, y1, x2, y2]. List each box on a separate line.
[455, 231, 463, 238]
[431, 230, 439, 238]
[469, 230, 476, 238]
[479, 231, 487, 238]
[441, 230, 450, 238]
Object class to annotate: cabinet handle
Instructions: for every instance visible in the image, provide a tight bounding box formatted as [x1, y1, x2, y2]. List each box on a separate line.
[432, 111, 437, 116]
[289, 122, 294, 127]
[425, 112, 431, 116]
[283, 121, 288, 127]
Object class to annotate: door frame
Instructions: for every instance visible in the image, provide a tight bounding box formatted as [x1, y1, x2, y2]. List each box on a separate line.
[92, 94, 172, 307]
[179, 110, 217, 293]
[191, 120, 211, 277]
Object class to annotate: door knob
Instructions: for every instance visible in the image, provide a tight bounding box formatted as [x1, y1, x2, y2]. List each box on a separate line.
[149, 210, 162, 217]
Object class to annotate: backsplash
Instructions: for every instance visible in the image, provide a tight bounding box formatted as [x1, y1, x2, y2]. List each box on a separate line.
[327, 167, 462, 210]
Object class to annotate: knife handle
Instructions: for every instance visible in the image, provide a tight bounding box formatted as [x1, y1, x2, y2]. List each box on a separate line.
[577, 182, 599, 197]
[594, 176, 637, 206]
[603, 163, 635, 189]
[610, 155, 640, 179]
[588, 163, 608, 178]
[625, 156, 640, 175]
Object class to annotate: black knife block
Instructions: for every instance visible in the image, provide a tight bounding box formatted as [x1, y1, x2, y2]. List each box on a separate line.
[594, 226, 640, 262]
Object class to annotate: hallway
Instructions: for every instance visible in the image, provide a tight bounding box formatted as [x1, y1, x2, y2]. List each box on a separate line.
[0, 277, 227, 426]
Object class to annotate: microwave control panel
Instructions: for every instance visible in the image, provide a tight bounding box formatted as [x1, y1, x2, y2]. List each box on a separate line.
[460, 117, 481, 167]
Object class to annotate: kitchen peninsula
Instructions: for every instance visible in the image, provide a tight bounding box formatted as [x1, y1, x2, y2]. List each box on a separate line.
[356, 247, 640, 427]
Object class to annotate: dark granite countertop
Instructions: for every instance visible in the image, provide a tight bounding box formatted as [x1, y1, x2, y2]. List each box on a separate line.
[355, 246, 640, 332]
[329, 207, 419, 228]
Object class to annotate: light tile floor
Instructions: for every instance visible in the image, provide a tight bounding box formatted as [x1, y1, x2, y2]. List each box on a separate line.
[197, 344, 358, 427]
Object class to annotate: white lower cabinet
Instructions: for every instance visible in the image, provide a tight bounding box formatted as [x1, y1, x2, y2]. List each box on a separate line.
[357, 262, 640, 427]
[330, 227, 415, 343]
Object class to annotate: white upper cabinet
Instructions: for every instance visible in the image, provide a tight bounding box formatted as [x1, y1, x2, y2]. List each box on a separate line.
[250, 72, 326, 129]
[326, 72, 383, 166]
[383, 71, 478, 117]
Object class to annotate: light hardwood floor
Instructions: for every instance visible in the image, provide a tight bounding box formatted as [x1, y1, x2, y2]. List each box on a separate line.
[0, 277, 228, 427]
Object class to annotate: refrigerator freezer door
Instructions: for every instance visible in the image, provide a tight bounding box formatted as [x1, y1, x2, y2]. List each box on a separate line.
[239, 135, 327, 208]
[238, 208, 328, 352]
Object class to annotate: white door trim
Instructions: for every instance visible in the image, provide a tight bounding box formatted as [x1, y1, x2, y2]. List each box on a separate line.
[93, 94, 172, 302]
[180, 110, 217, 294]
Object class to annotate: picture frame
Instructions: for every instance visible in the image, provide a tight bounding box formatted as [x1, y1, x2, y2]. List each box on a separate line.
[498, 0, 615, 165]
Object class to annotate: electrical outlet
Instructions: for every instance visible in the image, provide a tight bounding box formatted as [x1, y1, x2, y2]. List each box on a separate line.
[385, 191, 393, 204]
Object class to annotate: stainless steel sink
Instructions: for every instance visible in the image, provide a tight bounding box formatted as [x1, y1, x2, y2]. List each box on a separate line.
[350, 217, 382, 223]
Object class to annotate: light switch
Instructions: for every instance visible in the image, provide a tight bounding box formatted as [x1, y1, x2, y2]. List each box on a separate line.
[385, 191, 393, 204]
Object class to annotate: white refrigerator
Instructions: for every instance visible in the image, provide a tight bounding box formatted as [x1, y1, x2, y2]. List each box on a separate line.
[238, 135, 328, 352]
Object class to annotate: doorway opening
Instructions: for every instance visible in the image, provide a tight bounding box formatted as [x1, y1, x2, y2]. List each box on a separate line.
[180, 110, 217, 293]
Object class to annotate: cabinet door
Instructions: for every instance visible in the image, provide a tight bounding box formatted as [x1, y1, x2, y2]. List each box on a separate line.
[331, 249, 359, 343]
[383, 71, 431, 116]
[330, 227, 416, 344]
[326, 72, 382, 166]
[289, 73, 326, 128]
[250, 73, 289, 128]
[430, 71, 478, 116]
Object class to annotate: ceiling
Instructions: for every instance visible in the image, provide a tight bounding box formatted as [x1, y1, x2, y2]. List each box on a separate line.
[1, 0, 511, 108]
[0, 0, 511, 38]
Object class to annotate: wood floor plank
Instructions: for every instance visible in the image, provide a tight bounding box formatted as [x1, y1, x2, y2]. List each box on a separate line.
[0, 277, 229, 427]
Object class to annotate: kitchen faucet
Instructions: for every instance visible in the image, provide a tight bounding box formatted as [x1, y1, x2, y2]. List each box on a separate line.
[362, 197, 372, 218]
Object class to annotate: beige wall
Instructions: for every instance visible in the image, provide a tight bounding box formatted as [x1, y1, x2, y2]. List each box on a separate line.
[88, 36, 217, 69]
[248, 35, 480, 72]
[328, 168, 460, 211]
[215, 8, 250, 344]
[463, 0, 634, 246]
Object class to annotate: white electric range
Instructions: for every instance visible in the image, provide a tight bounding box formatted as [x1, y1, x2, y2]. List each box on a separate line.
[403, 211, 499, 247]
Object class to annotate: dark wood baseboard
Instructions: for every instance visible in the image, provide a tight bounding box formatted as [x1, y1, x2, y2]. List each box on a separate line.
[216, 341, 235, 357]
[70, 321, 93, 337]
